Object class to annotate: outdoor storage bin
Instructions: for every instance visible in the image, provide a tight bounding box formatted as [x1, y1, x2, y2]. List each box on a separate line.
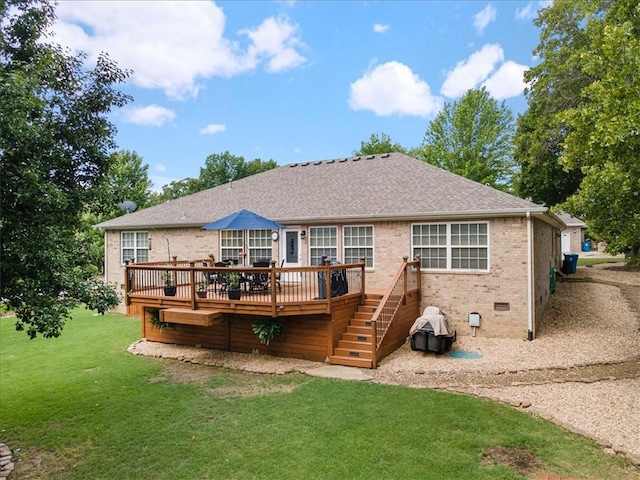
[562, 253, 579, 274]
[582, 240, 591, 252]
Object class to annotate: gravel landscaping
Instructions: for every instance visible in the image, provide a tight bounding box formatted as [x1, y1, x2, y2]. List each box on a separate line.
[130, 262, 640, 466]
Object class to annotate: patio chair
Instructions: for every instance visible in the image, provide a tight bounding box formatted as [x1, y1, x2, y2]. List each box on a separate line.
[249, 259, 270, 292]
[207, 261, 232, 292]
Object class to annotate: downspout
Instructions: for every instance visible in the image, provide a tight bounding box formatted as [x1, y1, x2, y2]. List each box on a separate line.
[103, 230, 108, 283]
[526, 212, 534, 341]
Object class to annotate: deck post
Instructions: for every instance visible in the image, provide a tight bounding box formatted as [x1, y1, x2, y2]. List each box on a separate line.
[324, 259, 331, 314]
[189, 260, 196, 310]
[270, 261, 278, 317]
[359, 258, 366, 305]
[402, 256, 408, 305]
[414, 255, 422, 295]
[124, 260, 131, 306]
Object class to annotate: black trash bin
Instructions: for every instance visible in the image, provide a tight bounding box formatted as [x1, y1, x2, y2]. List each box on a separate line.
[562, 253, 579, 274]
[317, 257, 349, 299]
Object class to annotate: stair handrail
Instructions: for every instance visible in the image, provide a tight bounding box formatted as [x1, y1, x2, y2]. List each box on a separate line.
[370, 256, 420, 350]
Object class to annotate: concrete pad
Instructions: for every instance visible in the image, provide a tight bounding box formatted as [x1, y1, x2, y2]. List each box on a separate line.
[302, 365, 374, 381]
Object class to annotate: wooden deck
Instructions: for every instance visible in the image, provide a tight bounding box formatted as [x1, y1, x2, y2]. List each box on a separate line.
[126, 258, 421, 367]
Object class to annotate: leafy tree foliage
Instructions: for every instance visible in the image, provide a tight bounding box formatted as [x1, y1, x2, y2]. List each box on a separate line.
[416, 88, 515, 190]
[149, 151, 277, 205]
[512, 0, 595, 205]
[521, 0, 640, 260]
[0, 0, 130, 337]
[353, 132, 408, 156]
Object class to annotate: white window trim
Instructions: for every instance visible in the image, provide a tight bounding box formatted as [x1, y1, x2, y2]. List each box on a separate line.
[308, 226, 338, 266]
[342, 224, 374, 269]
[121, 231, 148, 264]
[412, 222, 490, 272]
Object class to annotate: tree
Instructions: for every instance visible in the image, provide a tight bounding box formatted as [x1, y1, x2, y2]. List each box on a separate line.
[198, 151, 277, 190]
[522, 0, 640, 261]
[353, 132, 408, 156]
[416, 88, 515, 190]
[512, 0, 595, 205]
[0, 0, 131, 338]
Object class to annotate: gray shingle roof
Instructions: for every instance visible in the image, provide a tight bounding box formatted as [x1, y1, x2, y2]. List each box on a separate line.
[96, 153, 547, 230]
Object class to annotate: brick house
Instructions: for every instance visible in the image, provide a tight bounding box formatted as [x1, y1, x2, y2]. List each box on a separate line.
[98, 153, 564, 358]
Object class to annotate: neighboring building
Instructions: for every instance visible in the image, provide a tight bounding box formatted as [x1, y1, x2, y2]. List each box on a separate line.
[557, 212, 587, 254]
[98, 153, 565, 340]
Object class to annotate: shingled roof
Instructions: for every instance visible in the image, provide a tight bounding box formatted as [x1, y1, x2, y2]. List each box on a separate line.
[97, 153, 549, 230]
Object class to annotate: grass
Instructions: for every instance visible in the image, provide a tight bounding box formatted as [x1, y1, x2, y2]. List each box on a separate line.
[577, 256, 626, 267]
[1, 310, 636, 479]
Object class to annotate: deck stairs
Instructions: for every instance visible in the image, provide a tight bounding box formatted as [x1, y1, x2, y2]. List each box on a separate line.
[328, 293, 384, 369]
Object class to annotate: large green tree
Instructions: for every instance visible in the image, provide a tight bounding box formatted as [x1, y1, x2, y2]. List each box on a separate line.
[519, 0, 640, 260]
[512, 0, 595, 205]
[353, 132, 408, 156]
[416, 88, 515, 190]
[0, 0, 130, 337]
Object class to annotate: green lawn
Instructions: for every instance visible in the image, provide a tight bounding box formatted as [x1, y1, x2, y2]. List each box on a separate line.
[577, 256, 626, 267]
[0, 310, 635, 479]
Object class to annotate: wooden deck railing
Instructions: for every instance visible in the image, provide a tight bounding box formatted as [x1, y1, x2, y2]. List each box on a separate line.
[371, 256, 421, 352]
[124, 258, 366, 317]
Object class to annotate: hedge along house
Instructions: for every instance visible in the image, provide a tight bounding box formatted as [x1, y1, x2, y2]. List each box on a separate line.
[97, 153, 565, 366]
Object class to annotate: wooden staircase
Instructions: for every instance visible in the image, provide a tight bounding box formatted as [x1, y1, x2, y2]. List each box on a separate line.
[328, 293, 383, 369]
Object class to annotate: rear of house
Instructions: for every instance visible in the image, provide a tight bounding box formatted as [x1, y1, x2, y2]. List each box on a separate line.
[98, 153, 564, 360]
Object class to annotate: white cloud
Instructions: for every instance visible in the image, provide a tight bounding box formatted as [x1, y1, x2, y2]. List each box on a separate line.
[482, 61, 529, 99]
[440, 44, 504, 98]
[239, 15, 306, 73]
[52, 2, 306, 99]
[474, 4, 497, 34]
[155, 164, 167, 173]
[349, 61, 443, 117]
[515, 1, 552, 21]
[122, 105, 176, 126]
[199, 124, 227, 136]
[373, 23, 389, 34]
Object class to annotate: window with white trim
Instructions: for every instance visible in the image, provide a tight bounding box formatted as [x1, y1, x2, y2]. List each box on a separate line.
[247, 229, 272, 264]
[220, 230, 243, 264]
[309, 227, 337, 265]
[121, 231, 148, 263]
[412, 222, 488, 271]
[343, 225, 374, 268]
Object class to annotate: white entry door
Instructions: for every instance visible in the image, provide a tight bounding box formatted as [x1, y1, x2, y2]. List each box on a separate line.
[281, 229, 302, 282]
[561, 233, 570, 253]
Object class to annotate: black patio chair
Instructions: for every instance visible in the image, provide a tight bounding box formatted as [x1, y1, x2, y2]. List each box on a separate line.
[249, 259, 270, 292]
[207, 261, 232, 292]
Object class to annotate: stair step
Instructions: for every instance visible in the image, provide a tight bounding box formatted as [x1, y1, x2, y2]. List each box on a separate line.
[333, 347, 374, 359]
[328, 355, 373, 369]
[354, 312, 374, 320]
[363, 298, 381, 307]
[350, 319, 374, 328]
[357, 305, 378, 314]
[346, 325, 374, 335]
[338, 340, 374, 351]
[342, 332, 373, 342]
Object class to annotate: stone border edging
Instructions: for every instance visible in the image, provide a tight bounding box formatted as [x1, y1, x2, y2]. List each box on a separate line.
[0, 443, 14, 479]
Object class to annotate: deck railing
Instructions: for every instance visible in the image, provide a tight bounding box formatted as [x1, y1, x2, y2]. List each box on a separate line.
[371, 256, 421, 350]
[124, 258, 366, 316]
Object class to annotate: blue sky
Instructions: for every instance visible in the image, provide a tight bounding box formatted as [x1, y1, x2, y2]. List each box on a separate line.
[52, 1, 549, 190]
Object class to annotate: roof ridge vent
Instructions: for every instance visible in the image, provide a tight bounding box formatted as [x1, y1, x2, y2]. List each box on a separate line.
[289, 163, 298, 168]
[314, 161, 322, 165]
[367, 155, 375, 159]
[327, 159, 335, 164]
[381, 153, 390, 158]
[352, 156, 361, 161]
[339, 158, 348, 163]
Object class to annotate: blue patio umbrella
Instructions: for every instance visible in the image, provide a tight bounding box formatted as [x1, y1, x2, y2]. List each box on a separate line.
[201, 209, 284, 231]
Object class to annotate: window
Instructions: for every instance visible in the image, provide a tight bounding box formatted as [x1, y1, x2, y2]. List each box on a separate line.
[309, 227, 337, 265]
[121, 231, 148, 263]
[220, 230, 243, 263]
[412, 222, 488, 271]
[343, 225, 374, 268]
[247, 229, 272, 264]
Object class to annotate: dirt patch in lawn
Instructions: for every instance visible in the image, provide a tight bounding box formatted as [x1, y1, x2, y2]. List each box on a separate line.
[11, 441, 93, 480]
[482, 446, 544, 478]
[149, 357, 302, 398]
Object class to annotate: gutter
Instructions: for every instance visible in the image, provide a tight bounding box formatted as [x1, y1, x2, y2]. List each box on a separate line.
[526, 211, 534, 341]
